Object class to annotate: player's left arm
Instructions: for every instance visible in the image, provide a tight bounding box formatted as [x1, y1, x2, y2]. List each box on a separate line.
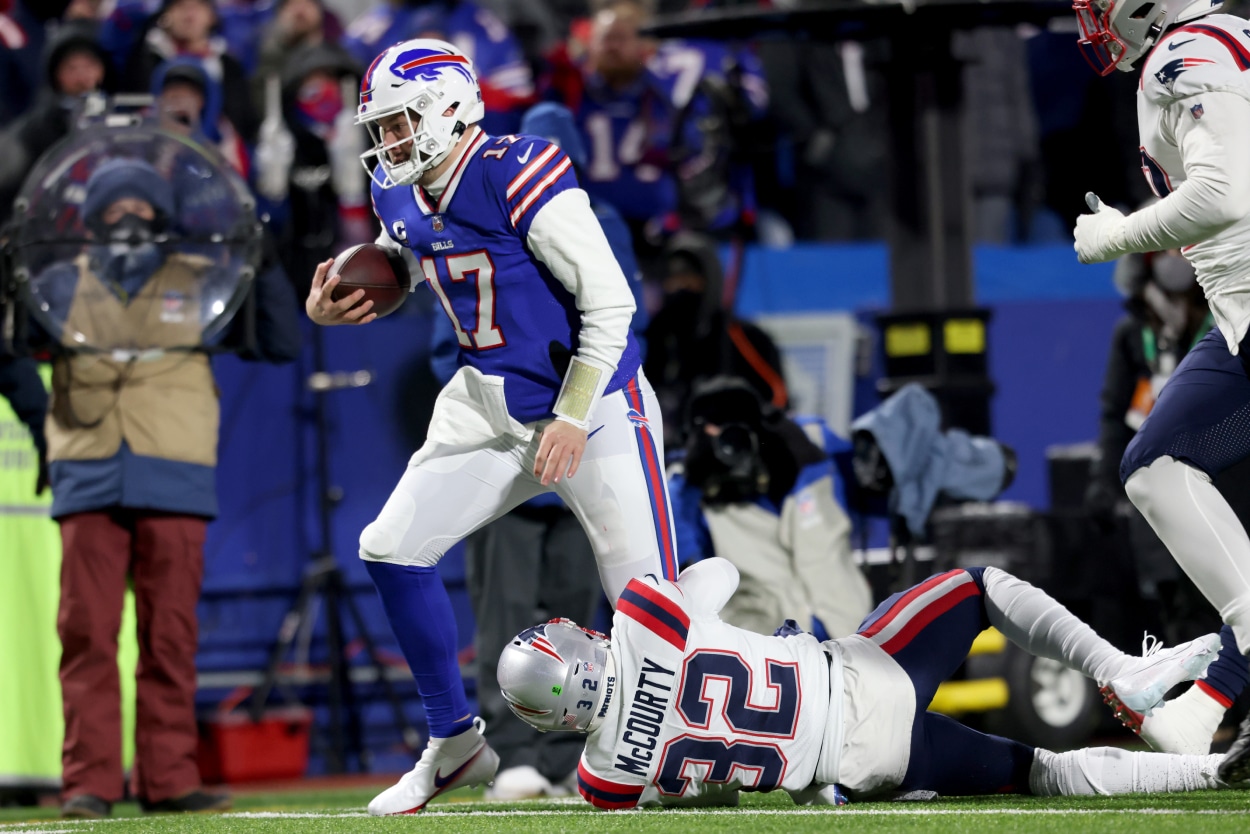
[527, 188, 636, 420]
[1076, 90, 1250, 263]
[525, 181, 637, 485]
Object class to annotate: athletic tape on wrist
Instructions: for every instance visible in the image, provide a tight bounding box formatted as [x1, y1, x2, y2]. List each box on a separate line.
[553, 357, 604, 425]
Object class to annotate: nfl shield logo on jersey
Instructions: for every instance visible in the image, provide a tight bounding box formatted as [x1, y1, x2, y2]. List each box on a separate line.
[432, 215, 444, 232]
[1191, 103, 1205, 120]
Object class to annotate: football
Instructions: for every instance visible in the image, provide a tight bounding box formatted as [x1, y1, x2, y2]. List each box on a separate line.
[329, 243, 412, 319]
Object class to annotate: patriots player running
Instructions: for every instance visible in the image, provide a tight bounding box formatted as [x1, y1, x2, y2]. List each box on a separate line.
[1070, 0, 1250, 782]
[304, 40, 678, 815]
[499, 559, 1235, 807]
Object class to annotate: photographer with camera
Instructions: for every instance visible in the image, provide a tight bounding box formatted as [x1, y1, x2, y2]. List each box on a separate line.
[668, 376, 872, 638]
[10, 141, 300, 816]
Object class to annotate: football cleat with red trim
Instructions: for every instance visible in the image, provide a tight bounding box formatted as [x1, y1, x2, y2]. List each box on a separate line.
[1107, 683, 1226, 755]
[1102, 633, 1222, 715]
[367, 717, 499, 815]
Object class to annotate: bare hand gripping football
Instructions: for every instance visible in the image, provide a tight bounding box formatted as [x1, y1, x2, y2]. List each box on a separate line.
[305, 244, 412, 325]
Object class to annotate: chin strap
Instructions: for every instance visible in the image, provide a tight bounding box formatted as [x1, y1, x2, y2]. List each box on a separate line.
[421, 121, 469, 176]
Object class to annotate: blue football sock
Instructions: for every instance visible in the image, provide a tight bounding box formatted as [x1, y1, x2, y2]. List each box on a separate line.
[1199, 625, 1250, 708]
[365, 560, 474, 739]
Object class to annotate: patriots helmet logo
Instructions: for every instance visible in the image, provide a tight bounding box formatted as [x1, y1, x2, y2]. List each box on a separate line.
[389, 46, 476, 86]
[1154, 57, 1215, 91]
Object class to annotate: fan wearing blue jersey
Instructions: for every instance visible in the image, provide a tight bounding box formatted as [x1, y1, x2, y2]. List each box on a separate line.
[553, 1, 689, 232]
[342, 0, 533, 134]
[304, 39, 679, 815]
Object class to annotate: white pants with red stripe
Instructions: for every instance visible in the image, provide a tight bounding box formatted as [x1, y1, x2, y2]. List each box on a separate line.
[358, 371, 678, 603]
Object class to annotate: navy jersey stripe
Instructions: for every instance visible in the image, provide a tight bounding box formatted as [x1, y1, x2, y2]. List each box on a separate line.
[1179, 24, 1250, 70]
[618, 584, 689, 644]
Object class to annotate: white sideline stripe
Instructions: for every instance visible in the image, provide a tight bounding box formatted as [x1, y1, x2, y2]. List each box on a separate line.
[6, 807, 1250, 827]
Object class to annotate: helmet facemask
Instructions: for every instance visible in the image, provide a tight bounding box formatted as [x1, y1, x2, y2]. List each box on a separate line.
[359, 91, 467, 189]
[1074, 0, 1166, 75]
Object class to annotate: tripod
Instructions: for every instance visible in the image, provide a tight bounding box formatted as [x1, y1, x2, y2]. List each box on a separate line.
[249, 326, 420, 772]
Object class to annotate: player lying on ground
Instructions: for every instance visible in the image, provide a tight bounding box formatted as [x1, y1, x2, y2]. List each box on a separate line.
[497, 558, 1239, 807]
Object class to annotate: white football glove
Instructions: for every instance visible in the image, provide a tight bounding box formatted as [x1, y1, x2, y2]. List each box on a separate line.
[1074, 192, 1130, 264]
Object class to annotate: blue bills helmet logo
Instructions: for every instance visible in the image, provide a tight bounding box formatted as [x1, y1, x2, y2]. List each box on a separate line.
[390, 46, 475, 85]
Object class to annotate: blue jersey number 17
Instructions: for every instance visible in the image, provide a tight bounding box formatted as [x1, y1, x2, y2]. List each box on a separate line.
[421, 250, 506, 350]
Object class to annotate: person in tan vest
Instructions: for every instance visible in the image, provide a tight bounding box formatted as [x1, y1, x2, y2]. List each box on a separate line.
[40, 158, 292, 819]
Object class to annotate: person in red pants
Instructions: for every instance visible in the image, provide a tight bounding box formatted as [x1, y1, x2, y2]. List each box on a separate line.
[36, 158, 301, 818]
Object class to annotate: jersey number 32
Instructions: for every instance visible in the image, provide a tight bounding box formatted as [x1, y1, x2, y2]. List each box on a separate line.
[657, 649, 800, 796]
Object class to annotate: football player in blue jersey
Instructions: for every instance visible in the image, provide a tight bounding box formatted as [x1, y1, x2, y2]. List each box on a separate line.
[304, 39, 679, 815]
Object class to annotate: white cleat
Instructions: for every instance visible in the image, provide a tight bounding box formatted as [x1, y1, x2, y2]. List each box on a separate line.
[1102, 686, 1215, 755]
[367, 718, 500, 815]
[1104, 633, 1222, 716]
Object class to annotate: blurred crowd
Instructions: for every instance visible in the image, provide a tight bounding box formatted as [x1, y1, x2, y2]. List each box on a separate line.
[12, 0, 1250, 268]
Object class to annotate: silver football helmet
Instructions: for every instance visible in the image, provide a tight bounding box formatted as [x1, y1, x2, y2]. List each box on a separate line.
[1074, 0, 1225, 76]
[498, 619, 617, 733]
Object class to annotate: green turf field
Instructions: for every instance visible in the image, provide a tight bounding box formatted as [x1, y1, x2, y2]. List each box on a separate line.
[3, 786, 1250, 833]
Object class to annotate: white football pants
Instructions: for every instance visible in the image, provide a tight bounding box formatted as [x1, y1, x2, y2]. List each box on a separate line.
[1126, 456, 1250, 654]
[358, 372, 677, 604]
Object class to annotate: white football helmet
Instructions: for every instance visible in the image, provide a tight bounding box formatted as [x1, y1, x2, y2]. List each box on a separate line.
[357, 39, 485, 188]
[497, 619, 617, 733]
[1074, 0, 1225, 75]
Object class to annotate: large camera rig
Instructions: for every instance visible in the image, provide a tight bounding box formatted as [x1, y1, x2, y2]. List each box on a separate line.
[0, 94, 262, 359]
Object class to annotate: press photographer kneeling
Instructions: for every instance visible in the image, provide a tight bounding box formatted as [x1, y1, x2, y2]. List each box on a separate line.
[668, 376, 873, 638]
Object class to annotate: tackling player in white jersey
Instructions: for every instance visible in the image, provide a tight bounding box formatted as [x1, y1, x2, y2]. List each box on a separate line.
[498, 558, 1237, 806]
[304, 40, 678, 814]
[1070, 0, 1250, 782]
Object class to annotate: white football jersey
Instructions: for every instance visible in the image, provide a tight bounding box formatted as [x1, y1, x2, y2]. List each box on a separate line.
[1137, 17, 1250, 350]
[576, 562, 843, 808]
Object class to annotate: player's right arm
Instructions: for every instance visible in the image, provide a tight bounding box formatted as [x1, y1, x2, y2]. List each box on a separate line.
[1119, 90, 1250, 252]
[1076, 41, 1250, 263]
[304, 258, 378, 326]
